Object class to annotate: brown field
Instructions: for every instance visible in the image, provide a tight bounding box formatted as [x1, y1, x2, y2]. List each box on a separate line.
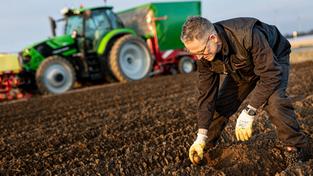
[290, 46, 313, 63]
[0, 60, 313, 175]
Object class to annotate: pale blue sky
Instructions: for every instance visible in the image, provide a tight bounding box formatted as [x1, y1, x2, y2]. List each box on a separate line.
[1, 0, 312, 52]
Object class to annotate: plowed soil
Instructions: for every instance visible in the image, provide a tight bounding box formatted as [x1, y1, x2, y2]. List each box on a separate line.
[1, 61, 313, 175]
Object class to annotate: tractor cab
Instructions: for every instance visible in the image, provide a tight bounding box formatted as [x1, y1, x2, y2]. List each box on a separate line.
[51, 6, 124, 53]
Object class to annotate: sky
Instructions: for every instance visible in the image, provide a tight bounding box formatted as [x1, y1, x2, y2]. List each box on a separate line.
[0, 0, 312, 52]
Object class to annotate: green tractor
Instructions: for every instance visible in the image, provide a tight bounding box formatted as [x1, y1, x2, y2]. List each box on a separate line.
[18, 6, 153, 94]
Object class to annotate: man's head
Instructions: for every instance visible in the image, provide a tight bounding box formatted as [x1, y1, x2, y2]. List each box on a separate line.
[181, 16, 221, 61]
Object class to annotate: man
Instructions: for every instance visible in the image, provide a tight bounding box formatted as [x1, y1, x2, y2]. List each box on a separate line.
[180, 16, 312, 165]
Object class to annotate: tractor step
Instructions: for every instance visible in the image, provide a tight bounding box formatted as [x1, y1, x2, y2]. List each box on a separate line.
[85, 56, 103, 80]
[86, 58, 101, 73]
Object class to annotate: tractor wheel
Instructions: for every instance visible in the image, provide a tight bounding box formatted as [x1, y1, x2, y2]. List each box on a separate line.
[109, 35, 153, 82]
[178, 56, 196, 74]
[36, 56, 76, 94]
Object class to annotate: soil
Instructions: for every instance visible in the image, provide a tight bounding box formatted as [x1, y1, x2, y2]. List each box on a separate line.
[0, 61, 313, 176]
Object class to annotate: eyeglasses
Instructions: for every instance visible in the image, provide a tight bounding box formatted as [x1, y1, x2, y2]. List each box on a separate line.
[185, 35, 211, 56]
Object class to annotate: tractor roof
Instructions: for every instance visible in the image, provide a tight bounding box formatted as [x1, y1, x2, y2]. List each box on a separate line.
[61, 6, 113, 16]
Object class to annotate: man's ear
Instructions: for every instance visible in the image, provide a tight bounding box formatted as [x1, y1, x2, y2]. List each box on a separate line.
[209, 34, 218, 43]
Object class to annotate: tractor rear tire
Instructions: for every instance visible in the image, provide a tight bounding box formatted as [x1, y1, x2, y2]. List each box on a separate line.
[36, 56, 76, 94]
[178, 56, 196, 74]
[109, 35, 153, 82]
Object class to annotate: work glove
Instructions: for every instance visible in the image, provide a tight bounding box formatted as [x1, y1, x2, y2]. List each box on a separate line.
[189, 129, 208, 165]
[235, 105, 257, 141]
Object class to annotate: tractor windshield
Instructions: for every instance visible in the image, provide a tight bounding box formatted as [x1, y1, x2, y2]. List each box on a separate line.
[65, 16, 83, 35]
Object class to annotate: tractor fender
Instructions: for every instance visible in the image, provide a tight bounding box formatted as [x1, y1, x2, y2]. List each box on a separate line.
[97, 28, 136, 55]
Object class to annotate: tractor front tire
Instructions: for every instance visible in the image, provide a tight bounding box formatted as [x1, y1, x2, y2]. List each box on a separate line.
[109, 35, 153, 82]
[36, 56, 76, 94]
[178, 56, 196, 74]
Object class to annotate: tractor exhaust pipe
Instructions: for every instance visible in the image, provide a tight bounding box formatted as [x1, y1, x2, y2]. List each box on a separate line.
[49, 16, 57, 37]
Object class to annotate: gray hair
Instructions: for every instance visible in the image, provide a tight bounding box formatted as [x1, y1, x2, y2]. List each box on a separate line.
[181, 16, 216, 43]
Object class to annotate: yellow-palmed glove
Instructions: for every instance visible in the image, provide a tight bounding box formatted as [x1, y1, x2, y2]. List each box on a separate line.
[189, 129, 208, 165]
[235, 105, 257, 141]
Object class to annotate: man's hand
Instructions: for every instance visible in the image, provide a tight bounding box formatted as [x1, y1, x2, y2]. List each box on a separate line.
[189, 129, 208, 165]
[235, 105, 256, 141]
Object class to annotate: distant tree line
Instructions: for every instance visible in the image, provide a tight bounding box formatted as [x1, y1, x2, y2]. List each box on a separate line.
[285, 29, 313, 38]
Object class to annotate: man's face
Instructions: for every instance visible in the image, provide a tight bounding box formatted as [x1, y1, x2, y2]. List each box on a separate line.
[183, 34, 219, 61]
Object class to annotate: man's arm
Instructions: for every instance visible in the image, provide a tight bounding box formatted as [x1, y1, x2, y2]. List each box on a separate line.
[248, 27, 282, 109]
[196, 59, 220, 129]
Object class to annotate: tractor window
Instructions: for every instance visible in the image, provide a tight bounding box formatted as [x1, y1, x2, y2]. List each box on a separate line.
[84, 10, 112, 51]
[85, 17, 97, 39]
[65, 16, 83, 35]
[106, 10, 124, 28]
[85, 10, 111, 40]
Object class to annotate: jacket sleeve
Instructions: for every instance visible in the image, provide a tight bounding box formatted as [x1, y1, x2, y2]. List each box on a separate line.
[248, 27, 282, 109]
[196, 59, 220, 129]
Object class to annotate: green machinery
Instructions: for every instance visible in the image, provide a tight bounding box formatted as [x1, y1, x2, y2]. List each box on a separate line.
[14, 1, 201, 95]
[19, 6, 153, 94]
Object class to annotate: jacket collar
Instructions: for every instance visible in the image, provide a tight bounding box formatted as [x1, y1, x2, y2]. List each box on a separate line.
[214, 24, 233, 61]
